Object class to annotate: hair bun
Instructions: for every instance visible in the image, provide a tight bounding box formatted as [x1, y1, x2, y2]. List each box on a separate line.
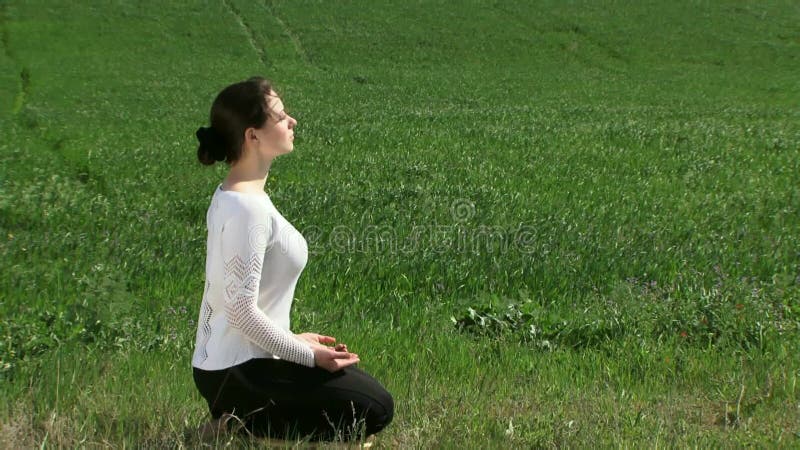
[195, 126, 226, 161]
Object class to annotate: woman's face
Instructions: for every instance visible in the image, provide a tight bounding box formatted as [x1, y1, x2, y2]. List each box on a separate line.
[249, 91, 297, 158]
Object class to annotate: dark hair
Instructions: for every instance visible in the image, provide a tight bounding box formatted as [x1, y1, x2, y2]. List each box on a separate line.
[196, 76, 281, 166]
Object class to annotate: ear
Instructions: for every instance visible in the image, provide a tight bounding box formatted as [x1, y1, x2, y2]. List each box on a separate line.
[246, 128, 259, 142]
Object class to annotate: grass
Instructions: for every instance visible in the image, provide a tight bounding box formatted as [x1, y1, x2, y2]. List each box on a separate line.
[1, 0, 799, 447]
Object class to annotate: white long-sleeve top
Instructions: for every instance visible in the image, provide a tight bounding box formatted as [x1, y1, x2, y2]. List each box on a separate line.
[191, 183, 316, 370]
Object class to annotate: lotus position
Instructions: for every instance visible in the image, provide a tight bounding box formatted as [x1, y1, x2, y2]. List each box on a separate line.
[190, 76, 394, 444]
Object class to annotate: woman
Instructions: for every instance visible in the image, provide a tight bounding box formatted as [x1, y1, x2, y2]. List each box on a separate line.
[190, 76, 394, 444]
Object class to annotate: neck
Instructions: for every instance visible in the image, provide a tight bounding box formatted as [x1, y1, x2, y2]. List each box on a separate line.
[226, 151, 274, 192]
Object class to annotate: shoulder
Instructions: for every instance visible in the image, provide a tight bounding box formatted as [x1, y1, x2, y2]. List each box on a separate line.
[219, 197, 275, 252]
[220, 193, 271, 218]
[218, 194, 275, 235]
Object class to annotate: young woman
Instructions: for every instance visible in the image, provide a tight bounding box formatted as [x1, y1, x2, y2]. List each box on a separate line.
[190, 76, 394, 444]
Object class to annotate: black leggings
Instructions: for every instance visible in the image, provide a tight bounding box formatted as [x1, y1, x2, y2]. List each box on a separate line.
[192, 358, 394, 442]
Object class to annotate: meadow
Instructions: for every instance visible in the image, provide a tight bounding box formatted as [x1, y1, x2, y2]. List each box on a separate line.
[1, 0, 799, 447]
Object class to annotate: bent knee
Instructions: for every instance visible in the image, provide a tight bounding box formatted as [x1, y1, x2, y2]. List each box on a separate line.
[366, 389, 394, 434]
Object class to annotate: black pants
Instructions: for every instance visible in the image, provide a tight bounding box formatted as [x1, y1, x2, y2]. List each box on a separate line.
[192, 357, 394, 442]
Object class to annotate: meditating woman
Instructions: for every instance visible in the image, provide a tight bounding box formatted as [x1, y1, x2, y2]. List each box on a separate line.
[190, 76, 394, 444]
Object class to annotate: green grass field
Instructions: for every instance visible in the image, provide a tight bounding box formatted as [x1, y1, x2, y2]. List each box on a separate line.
[1, 0, 799, 447]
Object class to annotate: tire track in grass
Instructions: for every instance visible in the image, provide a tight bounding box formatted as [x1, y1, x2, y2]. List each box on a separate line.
[222, 0, 270, 68]
[493, 2, 628, 73]
[0, 5, 8, 59]
[11, 67, 29, 116]
[565, 22, 627, 64]
[263, 0, 318, 71]
[0, 3, 30, 117]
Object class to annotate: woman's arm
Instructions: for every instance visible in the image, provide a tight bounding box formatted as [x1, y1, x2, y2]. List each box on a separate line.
[220, 203, 316, 367]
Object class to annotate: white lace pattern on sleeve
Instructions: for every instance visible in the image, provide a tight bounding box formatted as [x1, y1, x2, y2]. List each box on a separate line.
[221, 206, 315, 368]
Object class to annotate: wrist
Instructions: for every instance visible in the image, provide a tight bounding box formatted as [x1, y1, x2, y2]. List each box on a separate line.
[304, 341, 317, 367]
[294, 333, 317, 347]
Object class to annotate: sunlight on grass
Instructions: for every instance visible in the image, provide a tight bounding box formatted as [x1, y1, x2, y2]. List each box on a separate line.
[1, 0, 798, 447]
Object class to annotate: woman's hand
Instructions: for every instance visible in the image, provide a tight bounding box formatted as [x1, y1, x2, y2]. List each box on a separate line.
[312, 346, 360, 373]
[296, 332, 349, 353]
[296, 332, 357, 371]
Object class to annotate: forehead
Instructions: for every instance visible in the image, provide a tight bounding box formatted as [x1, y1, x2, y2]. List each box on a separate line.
[266, 93, 284, 111]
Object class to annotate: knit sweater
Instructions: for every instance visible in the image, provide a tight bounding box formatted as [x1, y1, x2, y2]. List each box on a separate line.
[191, 183, 316, 370]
